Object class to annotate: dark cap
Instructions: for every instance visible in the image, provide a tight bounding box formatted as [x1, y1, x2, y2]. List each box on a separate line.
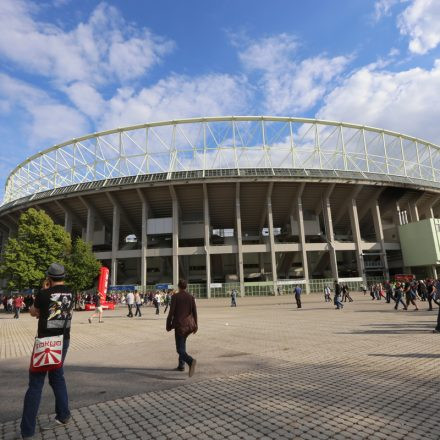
[46, 263, 65, 279]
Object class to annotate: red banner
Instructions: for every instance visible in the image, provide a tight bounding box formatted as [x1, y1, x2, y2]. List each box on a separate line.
[97, 267, 109, 301]
[394, 274, 415, 282]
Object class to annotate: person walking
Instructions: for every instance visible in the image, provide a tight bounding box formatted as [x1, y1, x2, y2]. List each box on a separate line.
[385, 281, 394, 304]
[334, 281, 344, 309]
[14, 295, 24, 319]
[153, 292, 160, 315]
[230, 289, 237, 307]
[433, 287, 440, 333]
[166, 279, 198, 376]
[342, 285, 353, 302]
[163, 291, 172, 314]
[324, 285, 331, 302]
[405, 281, 419, 311]
[20, 263, 73, 439]
[360, 284, 367, 295]
[134, 292, 142, 317]
[394, 282, 407, 311]
[126, 291, 134, 317]
[294, 285, 302, 308]
[88, 292, 103, 324]
[427, 280, 436, 311]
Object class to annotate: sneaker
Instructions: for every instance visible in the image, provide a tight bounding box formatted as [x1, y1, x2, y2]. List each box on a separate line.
[174, 366, 184, 371]
[88, 318, 92, 324]
[41, 416, 71, 431]
[189, 359, 197, 377]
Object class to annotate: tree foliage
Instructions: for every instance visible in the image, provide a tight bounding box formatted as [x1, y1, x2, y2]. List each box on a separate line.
[1, 208, 71, 290]
[65, 237, 101, 292]
[0, 208, 100, 292]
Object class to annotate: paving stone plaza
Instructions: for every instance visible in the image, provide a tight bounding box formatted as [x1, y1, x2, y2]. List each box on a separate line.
[0, 293, 439, 440]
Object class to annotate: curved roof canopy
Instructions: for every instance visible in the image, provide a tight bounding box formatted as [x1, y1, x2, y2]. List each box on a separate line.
[4, 116, 440, 205]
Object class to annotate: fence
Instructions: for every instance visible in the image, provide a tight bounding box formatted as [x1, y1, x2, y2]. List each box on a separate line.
[139, 278, 387, 299]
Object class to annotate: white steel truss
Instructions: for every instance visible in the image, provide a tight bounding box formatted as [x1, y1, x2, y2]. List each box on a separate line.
[4, 116, 440, 204]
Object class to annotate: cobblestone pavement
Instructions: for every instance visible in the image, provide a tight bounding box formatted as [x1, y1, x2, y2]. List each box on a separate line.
[1, 294, 439, 439]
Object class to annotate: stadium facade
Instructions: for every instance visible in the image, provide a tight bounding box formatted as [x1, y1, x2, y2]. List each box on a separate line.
[1, 116, 440, 296]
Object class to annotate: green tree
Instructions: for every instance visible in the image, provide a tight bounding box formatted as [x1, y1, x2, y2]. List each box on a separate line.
[0, 208, 71, 290]
[65, 237, 101, 292]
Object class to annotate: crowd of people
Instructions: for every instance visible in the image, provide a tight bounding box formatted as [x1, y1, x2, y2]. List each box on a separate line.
[364, 279, 439, 312]
[317, 279, 440, 319]
[1, 294, 33, 318]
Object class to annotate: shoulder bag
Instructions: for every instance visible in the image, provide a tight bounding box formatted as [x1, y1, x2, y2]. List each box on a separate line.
[29, 303, 73, 373]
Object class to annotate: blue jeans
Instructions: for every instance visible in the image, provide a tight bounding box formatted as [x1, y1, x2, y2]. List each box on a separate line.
[21, 339, 70, 437]
[175, 333, 193, 368]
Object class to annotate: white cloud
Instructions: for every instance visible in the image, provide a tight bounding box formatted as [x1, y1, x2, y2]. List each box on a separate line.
[374, 0, 400, 21]
[238, 34, 351, 114]
[99, 74, 250, 131]
[0, 0, 174, 86]
[0, 73, 88, 146]
[63, 82, 105, 119]
[317, 60, 440, 143]
[398, 0, 440, 54]
[238, 34, 298, 71]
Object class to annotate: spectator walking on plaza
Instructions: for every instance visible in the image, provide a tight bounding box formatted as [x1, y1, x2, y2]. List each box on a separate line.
[231, 289, 237, 307]
[153, 292, 160, 315]
[342, 285, 353, 302]
[126, 291, 134, 317]
[7, 296, 13, 312]
[166, 279, 198, 376]
[163, 291, 172, 313]
[427, 280, 437, 311]
[88, 292, 103, 324]
[432, 286, 440, 333]
[20, 263, 73, 439]
[134, 292, 142, 317]
[394, 282, 407, 311]
[334, 281, 344, 309]
[385, 281, 394, 303]
[405, 281, 419, 311]
[294, 285, 302, 308]
[14, 295, 24, 319]
[360, 284, 367, 295]
[324, 285, 331, 302]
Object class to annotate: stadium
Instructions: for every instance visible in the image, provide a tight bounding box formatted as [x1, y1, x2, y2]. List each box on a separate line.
[1, 116, 440, 296]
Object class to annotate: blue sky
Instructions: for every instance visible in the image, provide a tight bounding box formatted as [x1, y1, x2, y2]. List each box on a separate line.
[1, 0, 440, 198]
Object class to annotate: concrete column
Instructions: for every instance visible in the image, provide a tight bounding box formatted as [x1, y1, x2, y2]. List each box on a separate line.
[235, 183, 245, 297]
[266, 189, 278, 294]
[203, 184, 211, 298]
[323, 197, 338, 280]
[140, 198, 148, 289]
[111, 258, 118, 286]
[348, 198, 366, 283]
[408, 201, 419, 222]
[86, 207, 95, 244]
[171, 188, 179, 287]
[296, 195, 310, 293]
[371, 200, 390, 280]
[64, 211, 72, 235]
[432, 265, 438, 279]
[111, 204, 120, 286]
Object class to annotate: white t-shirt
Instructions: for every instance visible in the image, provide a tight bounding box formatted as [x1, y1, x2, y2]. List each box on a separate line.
[126, 292, 135, 305]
